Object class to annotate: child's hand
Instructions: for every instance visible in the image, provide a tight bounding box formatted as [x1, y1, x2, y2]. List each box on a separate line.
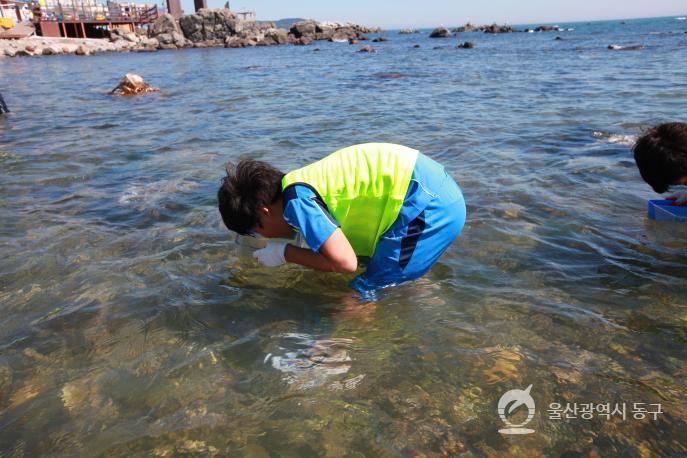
[667, 194, 687, 206]
[253, 242, 288, 267]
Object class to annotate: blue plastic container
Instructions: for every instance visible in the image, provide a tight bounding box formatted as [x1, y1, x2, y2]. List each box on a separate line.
[647, 199, 687, 222]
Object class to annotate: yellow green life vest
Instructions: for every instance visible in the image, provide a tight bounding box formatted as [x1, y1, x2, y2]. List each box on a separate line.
[282, 143, 419, 256]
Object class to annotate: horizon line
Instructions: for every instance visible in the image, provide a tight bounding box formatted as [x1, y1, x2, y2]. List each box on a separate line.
[259, 13, 687, 30]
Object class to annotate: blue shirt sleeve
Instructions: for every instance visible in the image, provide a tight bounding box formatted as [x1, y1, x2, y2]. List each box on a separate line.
[283, 184, 340, 253]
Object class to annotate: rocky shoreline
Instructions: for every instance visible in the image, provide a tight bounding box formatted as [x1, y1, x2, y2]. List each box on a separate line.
[0, 9, 381, 58]
[0, 12, 649, 59]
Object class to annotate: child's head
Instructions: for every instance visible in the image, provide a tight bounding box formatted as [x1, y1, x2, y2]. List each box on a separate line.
[217, 160, 285, 236]
[633, 122, 687, 193]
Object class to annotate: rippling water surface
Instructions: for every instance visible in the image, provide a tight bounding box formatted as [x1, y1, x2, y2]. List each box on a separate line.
[1, 16, 687, 456]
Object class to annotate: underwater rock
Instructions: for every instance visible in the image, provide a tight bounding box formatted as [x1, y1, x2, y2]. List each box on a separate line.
[481, 346, 523, 384]
[452, 386, 484, 423]
[349, 38, 359, 45]
[110, 73, 160, 96]
[359, 45, 376, 53]
[267, 336, 354, 390]
[0, 359, 12, 400]
[456, 41, 474, 49]
[372, 37, 388, 42]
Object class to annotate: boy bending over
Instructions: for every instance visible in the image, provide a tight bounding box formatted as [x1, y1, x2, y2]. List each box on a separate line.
[217, 143, 466, 292]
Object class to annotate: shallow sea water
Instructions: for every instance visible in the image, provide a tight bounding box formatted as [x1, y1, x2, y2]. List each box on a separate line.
[1, 16, 686, 457]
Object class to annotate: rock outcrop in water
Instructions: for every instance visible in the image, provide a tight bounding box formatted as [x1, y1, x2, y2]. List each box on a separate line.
[453, 22, 564, 34]
[290, 19, 379, 42]
[110, 73, 160, 96]
[453, 23, 517, 33]
[429, 27, 452, 38]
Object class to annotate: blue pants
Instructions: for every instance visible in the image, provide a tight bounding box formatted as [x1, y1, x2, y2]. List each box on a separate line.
[349, 153, 466, 292]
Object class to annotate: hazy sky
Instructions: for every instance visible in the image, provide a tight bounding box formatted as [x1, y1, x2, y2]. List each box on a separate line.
[177, 0, 687, 28]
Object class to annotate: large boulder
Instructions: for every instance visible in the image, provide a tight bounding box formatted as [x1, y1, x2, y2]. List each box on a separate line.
[429, 27, 452, 38]
[149, 13, 181, 37]
[290, 20, 317, 38]
[179, 14, 203, 41]
[534, 25, 561, 32]
[178, 8, 238, 43]
[264, 28, 289, 45]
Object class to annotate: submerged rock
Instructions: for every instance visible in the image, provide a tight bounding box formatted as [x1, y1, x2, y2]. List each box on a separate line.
[608, 44, 646, 51]
[534, 25, 562, 32]
[110, 73, 160, 96]
[456, 41, 474, 49]
[359, 45, 376, 53]
[372, 37, 388, 42]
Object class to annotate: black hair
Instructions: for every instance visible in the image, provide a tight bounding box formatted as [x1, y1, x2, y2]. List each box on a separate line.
[217, 160, 285, 235]
[633, 122, 687, 193]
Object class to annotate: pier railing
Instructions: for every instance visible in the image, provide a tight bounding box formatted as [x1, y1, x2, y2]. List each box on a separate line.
[37, 2, 158, 23]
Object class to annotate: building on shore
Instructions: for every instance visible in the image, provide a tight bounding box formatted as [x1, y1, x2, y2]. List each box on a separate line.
[0, 0, 200, 39]
[33, 0, 160, 38]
